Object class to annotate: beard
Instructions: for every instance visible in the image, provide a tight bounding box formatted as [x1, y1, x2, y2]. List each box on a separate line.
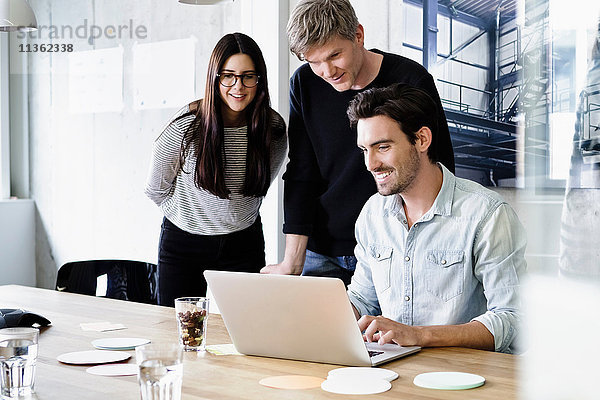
[374, 146, 420, 196]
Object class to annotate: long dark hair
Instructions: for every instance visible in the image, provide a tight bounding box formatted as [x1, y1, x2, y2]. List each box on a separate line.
[179, 33, 274, 199]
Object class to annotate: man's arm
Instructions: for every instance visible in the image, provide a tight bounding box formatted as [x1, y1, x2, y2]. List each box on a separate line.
[470, 202, 527, 353]
[260, 234, 308, 275]
[262, 70, 322, 274]
[358, 315, 494, 351]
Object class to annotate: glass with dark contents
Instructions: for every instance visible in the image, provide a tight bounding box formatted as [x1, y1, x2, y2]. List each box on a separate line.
[174, 297, 209, 351]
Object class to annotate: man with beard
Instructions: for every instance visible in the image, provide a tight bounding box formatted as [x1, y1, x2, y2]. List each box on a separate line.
[346, 84, 527, 353]
[261, 0, 454, 285]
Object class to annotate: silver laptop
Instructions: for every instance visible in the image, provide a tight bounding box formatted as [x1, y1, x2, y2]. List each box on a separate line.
[203, 270, 420, 366]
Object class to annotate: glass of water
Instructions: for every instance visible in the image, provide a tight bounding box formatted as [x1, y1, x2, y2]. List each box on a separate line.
[135, 343, 183, 400]
[0, 327, 39, 398]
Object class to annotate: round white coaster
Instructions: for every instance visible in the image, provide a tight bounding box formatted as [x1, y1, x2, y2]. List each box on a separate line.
[413, 372, 485, 390]
[321, 377, 392, 395]
[86, 364, 138, 376]
[328, 367, 399, 382]
[91, 337, 150, 350]
[57, 350, 131, 365]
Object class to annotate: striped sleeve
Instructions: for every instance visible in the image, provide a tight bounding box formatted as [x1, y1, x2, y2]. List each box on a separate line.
[144, 106, 193, 206]
[269, 111, 288, 183]
[145, 107, 288, 235]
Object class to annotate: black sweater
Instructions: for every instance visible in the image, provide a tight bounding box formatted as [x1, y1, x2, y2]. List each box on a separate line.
[282, 49, 455, 256]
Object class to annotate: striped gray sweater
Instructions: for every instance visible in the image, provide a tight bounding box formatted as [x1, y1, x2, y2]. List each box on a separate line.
[145, 105, 287, 235]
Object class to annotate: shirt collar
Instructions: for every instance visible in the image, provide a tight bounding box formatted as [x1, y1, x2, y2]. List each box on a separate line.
[382, 192, 401, 216]
[430, 162, 455, 217]
[384, 162, 455, 219]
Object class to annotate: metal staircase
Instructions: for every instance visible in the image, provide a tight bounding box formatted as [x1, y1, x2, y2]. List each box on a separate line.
[440, 0, 551, 185]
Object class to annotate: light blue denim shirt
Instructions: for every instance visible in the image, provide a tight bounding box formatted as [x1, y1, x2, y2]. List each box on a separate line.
[348, 164, 527, 353]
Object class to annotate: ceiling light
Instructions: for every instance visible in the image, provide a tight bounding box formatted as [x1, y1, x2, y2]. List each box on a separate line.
[0, 0, 38, 32]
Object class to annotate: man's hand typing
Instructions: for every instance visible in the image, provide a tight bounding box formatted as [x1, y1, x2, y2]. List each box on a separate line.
[358, 315, 423, 347]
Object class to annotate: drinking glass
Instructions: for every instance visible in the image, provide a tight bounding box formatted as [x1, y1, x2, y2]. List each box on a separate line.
[0, 327, 39, 398]
[174, 297, 209, 351]
[136, 344, 183, 400]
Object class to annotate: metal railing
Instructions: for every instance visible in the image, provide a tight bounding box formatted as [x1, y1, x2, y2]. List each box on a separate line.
[438, 78, 523, 121]
[437, 78, 493, 117]
[581, 82, 600, 141]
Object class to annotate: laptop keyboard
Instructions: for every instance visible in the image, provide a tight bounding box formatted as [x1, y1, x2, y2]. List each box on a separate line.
[368, 350, 384, 358]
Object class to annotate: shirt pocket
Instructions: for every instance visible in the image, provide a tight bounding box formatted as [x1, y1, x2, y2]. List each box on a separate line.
[424, 250, 465, 302]
[368, 245, 393, 292]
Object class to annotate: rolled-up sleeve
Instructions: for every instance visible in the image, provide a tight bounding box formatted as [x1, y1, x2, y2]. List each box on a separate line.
[471, 203, 527, 354]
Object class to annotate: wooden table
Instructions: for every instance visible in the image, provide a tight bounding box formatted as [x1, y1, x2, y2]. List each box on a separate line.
[0, 285, 517, 399]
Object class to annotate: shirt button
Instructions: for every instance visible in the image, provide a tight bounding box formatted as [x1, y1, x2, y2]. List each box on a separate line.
[441, 259, 447, 265]
[404, 256, 410, 262]
[402, 219, 407, 224]
[404, 296, 410, 301]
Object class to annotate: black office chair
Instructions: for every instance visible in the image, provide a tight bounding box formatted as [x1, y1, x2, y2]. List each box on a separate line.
[56, 260, 158, 305]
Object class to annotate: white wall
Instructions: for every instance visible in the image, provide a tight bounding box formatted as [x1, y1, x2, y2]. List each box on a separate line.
[0, 199, 35, 286]
[23, 0, 242, 288]
[241, 0, 289, 264]
[0, 35, 9, 200]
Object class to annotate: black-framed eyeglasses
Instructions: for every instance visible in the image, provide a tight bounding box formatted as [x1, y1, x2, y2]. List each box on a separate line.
[217, 73, 260, 88]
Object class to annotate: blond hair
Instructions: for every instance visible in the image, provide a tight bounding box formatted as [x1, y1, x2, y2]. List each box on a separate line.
[287, 0, 359, 60]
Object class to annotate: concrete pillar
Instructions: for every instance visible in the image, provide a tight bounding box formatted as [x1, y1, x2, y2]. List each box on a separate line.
[240, 0, 289, 264]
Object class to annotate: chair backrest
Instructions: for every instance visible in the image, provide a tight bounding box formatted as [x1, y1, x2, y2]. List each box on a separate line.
[56, 260, 158, 305]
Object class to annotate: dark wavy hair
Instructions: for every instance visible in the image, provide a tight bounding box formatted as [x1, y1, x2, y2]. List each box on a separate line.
[179, 33, 275, 199]
[347, 83, 439, 163]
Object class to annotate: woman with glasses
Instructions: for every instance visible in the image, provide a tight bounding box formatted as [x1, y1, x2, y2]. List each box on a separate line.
[145, 33, 287, 306]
